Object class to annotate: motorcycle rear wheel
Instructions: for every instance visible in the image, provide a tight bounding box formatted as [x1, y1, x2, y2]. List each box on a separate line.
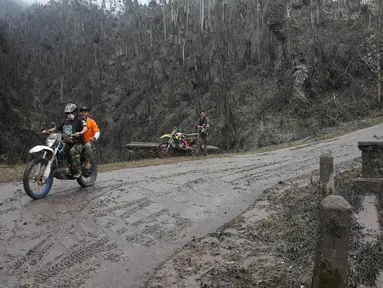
[23, 158, 54, 200]
[158, 143, 174, 158]
[77, 158, 98, 187]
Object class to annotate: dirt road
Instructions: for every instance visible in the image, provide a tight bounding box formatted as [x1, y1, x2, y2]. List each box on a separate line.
[0, 123, 382, 288]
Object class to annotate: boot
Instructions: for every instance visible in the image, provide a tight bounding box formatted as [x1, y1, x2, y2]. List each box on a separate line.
[73, 171, 82, 178]
[84, 159, 92, 170]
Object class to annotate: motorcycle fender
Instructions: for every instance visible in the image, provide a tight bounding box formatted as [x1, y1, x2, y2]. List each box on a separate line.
[160, 134, 172, 139]
[29, 145, 54, 155]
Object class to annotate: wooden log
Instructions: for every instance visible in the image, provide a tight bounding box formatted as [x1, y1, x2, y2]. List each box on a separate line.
[126, 142, 159, 150]
[125, 142, 219, 152]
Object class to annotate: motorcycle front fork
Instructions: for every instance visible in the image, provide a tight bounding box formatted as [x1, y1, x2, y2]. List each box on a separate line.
[179, 138, 189, 149]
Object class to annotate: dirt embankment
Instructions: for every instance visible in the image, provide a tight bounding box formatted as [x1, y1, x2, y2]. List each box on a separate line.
[147, 159, 383, 288]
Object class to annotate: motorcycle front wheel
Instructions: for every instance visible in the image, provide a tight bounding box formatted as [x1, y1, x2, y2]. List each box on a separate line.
[23, 158, 54, 200]
[158, 143, 174, 158]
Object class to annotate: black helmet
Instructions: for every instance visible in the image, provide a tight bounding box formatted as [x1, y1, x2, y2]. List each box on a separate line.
[79, 106, 90, 112]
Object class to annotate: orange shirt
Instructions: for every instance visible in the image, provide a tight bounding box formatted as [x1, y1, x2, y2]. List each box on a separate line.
[84, 118, 99, 142]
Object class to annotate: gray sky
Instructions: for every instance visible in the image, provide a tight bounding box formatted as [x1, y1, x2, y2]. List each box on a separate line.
[21, 0, 149, 5]
[22, 0, 50, 4]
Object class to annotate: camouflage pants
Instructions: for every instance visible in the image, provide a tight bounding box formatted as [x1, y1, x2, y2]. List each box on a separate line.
[83, 142, 94, 160]
[69, 143, 84, 173]
[197, 133, 208, 156]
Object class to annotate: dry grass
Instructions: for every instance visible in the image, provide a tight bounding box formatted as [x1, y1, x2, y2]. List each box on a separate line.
[238, 116, 383, 155]
[1, 116, 382, 184]
[0, 165, 26, 184]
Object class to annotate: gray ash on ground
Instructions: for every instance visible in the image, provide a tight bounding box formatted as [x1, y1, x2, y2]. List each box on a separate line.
[147, 164, 383, 288]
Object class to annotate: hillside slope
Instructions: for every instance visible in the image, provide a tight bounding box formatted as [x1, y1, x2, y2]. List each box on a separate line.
[0, 0, 382, 163]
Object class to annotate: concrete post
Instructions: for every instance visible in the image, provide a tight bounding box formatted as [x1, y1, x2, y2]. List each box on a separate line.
[320, 153, 334, 197]
[312, 195, 352, 288]
[357, 140, 383, 178]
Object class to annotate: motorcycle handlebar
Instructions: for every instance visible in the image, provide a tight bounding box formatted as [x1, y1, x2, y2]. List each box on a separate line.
[195, 124, 207, 129]
[41, 130, 97, 145]
[41, 130, 76, 137]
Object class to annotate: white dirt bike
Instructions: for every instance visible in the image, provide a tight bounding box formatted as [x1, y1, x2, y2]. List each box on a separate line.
[23, 131, 97, 199]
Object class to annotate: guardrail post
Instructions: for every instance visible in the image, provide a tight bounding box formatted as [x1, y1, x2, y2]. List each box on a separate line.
[312, 195, 352, 288]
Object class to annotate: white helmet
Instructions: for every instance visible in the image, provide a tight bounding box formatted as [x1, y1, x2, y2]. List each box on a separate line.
[64, 103, 78, 113]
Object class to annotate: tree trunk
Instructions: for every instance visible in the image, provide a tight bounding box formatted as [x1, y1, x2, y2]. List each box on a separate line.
[310, 0, 315, 30]
[182, 39, 186, 65]
[94, 43, 98, 65]
[185, 0, 189, 30]
[378, 50, 381, 103]
[134, 41, 140, 59]
[368, 13, 371, 29]
[170, 0, 174, 23]
[255, 0, 261, 62]
[207, 0, 211, 31]
[60, 76, 64, 103]
[200, 0, 204, 31]
[175, 1, 180, 27]
[378, 0, 382, 103]
[163, 1, 167, 40]
[287, 0, 291, 18]
[259, 111, 264, 132]
[316, 0, 323, 26]
[286, 0, 291, 57]
[74, 17, 77, 47]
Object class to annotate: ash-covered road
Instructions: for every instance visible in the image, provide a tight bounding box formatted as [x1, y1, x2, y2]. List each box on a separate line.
[0, 124, 381, 288]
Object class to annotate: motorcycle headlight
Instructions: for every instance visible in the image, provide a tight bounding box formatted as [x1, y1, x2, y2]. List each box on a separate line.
[46, 139, 55, 147]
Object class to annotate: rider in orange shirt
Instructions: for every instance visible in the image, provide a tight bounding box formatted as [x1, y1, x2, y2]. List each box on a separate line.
[80, 106, 100, 169]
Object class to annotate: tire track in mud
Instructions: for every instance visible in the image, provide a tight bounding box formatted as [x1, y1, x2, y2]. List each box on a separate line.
[42, 261, 99, 288]
[119, 199, 154, 219]
[2, 178, 189, 287]
[147, 170, 195, 182]
[225, 162, 299, 184]
[0, 206, 18, 216]
[219, 151, 328, 185]
[90, 189, 193, 247]
[8, 235, 59, 277]
[92, 196, 151, 218]
[2, 182, 131, 287]
[33, 237, 115, 284]
[125, 233, 157, 247]
[69, 181, 196, 252]
[139, 213, 193, 242]
[87, 180, 196, 250]
[7, 231, 121, 287]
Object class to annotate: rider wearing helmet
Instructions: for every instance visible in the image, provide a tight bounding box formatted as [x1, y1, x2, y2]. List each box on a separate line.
[42, 103, 88, 178]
